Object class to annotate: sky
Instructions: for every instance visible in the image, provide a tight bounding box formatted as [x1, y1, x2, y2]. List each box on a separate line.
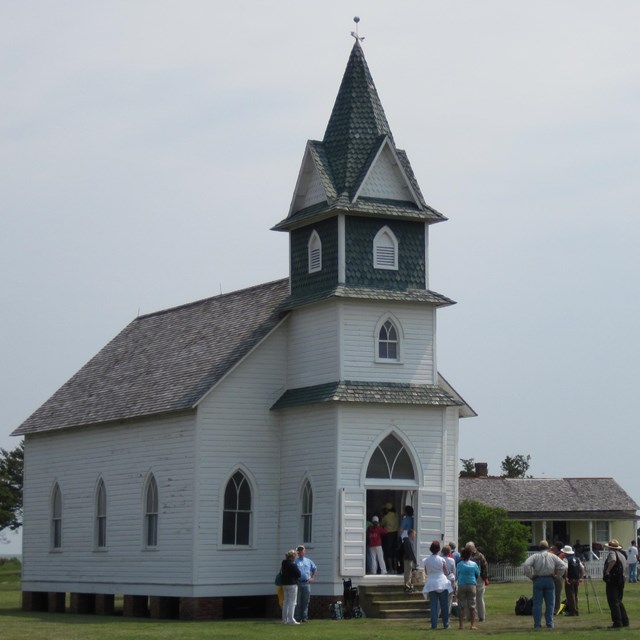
[2, 1, 639, 553]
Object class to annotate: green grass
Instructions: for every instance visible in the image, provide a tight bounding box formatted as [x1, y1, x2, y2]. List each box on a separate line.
[0, 570, 638, 640]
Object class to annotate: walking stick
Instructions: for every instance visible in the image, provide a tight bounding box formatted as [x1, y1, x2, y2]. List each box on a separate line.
[583, 577, 591, 613]
[587, 575, 603, 613]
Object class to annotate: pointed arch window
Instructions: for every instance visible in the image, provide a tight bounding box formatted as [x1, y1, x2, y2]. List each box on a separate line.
[222, 471, 252, 546]
[95, 479, 107, 549]
[301, 479, 313, 544]
[366, 434, 415, 480]
[373, 226, 398, 270]
[378, 319, 399, 360]
[51, 483, 62, 550]
[308, 230, 322, 273]
[144, 474, 159, 548]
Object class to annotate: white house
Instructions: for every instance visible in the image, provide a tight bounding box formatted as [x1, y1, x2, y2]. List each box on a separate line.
[13, 39, 474, 619]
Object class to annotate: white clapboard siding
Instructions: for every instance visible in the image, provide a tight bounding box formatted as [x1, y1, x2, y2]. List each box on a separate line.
[193, 327, 288, 589]
[443, 406, 460, 541]
[341, 300, 436, 383]
[340, 488, 366, 576]
[417, 490, 445, 560]
[286, 301, 340, 388]
[21, 413, 196, 595]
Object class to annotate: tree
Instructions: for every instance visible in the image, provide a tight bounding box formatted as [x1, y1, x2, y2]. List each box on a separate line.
[459, 458, 477, 478]
[458, 499, 529, 565]
[500, 453, 531, 478]
[0, 441, 23, 534]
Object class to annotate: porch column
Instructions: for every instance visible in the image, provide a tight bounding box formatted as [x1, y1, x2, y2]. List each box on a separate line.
[588, 520, 594, 559]
[542, 520, 547, 541]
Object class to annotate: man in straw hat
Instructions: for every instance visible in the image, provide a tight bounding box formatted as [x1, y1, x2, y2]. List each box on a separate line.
[603, 539, 629, 628]
[562, 544, 585, 616]
[523, 540, 567, 629]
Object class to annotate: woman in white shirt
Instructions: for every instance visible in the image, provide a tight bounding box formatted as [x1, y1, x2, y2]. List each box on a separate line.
[422, 540, 453, 629]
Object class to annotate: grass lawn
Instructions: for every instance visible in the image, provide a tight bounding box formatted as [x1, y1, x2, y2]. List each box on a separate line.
[1, 562, 639, 640]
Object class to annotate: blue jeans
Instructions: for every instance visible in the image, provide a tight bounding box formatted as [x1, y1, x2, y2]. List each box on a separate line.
[295, 582, 311, 621]
[629, 562, 638, 583]
[532, 576, 555, 628]
[429, 589, 450, 629]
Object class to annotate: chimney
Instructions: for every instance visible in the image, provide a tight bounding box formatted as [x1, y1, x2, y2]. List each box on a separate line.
[475, 462, 488, 477]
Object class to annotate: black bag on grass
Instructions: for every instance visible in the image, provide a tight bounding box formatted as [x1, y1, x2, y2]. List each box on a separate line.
[515, 595, 533, 615]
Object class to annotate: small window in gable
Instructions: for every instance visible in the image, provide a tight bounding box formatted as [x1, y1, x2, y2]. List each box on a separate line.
[308, 230, 322, 273]
[95, 479, 107, 549]
[144, 474, 159, 548]
[222, 471, 252, 546]
[378, 319, 399, 360]
[366, 434, 415, 480]
[301, 479, 313, 544]
[51, 483, 62, 550]
[373, 226, 398, 270]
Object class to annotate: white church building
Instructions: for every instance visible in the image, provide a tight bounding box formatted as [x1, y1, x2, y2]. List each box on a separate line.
[13, 39, 474, 619]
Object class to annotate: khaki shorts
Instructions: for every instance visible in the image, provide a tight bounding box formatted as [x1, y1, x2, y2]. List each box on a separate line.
[457, 583, 477, 613]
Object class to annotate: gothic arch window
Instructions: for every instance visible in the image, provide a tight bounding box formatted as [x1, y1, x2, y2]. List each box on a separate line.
[366, 434, 416, 480]
[375, 314, 402, 362]
[51, 482, 62, 550]
[301, 479, 313, 544]
[144, 474, 159, 548]
[308, 230, 322, 273]
[222, 470, 252, 546]
[373, 226, 398, 270]
[95, 478, 107, 549]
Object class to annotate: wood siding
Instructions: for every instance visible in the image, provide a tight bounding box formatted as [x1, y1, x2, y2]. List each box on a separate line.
[21, 413, 196, 595]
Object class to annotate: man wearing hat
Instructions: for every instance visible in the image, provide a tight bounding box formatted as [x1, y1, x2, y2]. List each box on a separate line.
[603, 539, 629, 628]
[294, 545, 317, 623]
[523, 540, 567, 629]
[562, 544, 585, 616]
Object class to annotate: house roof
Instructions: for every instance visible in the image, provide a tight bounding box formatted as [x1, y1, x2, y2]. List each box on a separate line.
[459, 477, 639, 520]
[273, 41, 446, 231]
[12, 279, 291, 436]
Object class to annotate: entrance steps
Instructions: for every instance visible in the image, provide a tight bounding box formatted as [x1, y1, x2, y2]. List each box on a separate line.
[358, 583, 428, 619]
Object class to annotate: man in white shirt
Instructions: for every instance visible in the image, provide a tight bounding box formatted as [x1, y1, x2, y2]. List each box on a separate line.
[523, 540, 567, 629]
[627, 540, 638, 583]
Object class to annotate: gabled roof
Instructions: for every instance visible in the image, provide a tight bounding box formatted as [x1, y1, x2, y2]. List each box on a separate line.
[13, 279, 290, 436]
[274, 41, 446, 231]
[459, 477, 639, 520]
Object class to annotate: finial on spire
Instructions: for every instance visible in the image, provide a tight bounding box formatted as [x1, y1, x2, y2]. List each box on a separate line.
[350, 16, 365, 43]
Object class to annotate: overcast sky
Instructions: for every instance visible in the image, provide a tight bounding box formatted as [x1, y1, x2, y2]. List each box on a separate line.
[2, 1, 639, 553]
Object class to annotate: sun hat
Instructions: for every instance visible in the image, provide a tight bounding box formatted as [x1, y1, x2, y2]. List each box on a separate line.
[372, 516, 379, 523]
[605, 539, 623, 549]
[561, 545, 575, 555]
[539, 540, 550, 549]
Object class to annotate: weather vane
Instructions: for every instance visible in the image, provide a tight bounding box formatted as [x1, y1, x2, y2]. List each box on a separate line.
[351, 16, 365, 43]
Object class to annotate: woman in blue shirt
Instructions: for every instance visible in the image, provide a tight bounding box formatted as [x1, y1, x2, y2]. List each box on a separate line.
[456, 546, 480, 630]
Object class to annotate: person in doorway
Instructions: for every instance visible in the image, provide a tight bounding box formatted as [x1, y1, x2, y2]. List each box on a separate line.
[465, 542, 489, 622]
[366, 516, 387, 574]
[603, 539, 629, 628]
[523, 540, 567, 629]
[456, 545, 480, 630]
[402, 528, 417, 592]
[280, 549, 301, 624]
[380, 502, 399, 573]
[294, 545, 317, 623]
[562, 544, 585, 616]
[422, 540, 452, 630]
[627, 540, 638, 583]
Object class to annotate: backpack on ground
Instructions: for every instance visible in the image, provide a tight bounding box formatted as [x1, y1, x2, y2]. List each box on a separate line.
[515, 595, 533, 615]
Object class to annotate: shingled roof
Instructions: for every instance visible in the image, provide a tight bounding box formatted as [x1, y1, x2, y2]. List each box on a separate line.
[13, 279, 290, 436]
[273, 41, 446, 231]
[459, 477, 639, 520]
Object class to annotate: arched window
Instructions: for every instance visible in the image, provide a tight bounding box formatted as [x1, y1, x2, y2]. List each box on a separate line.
[301, 479, 313, 544]
[373, 226, 398, 270]
[51, 483, 62, 550]
[95, 479, 107, 549]
[144, 474, 158, 548]
[222, 471, 252, 545]
[378, 319, 399, 360]
[366, 434, 415, 480]
[308, 230, 322, 273]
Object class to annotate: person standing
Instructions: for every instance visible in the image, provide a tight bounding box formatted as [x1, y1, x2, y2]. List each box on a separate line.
[366, 516, 387, 574]
[465, 542, 489, 622]
[294, 545, 317, 623]
[550, 541, 567, 614]
[562, 544, 585, 616]
[422, 540, 452, 630]
[627, 540, 638, 583]
[402, 529, 418, 592]
[380, 502, 399, 573]
[280, 549, 301, 624]
[603, 539, 629, 629]
[456, 546, 480, 630]
[523, 540, 567, 629]
[450, 542, 461, 564]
